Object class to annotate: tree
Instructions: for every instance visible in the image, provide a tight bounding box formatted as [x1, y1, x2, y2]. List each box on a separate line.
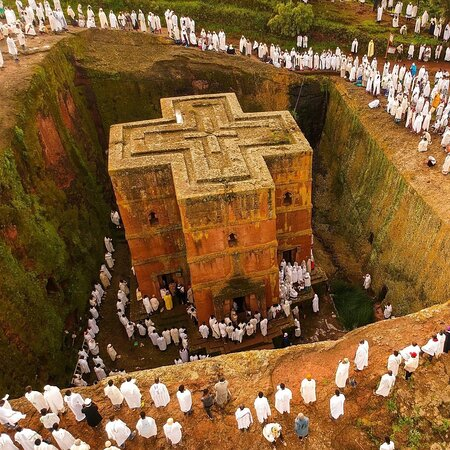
[268, 1, 315, 38]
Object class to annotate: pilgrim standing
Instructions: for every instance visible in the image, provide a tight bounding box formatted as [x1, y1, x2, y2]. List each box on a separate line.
[354, 340, 369, 371]
[294, 413, 309, 440]
[14, 427, 41, 450]
[149, 378, 170, 408]
[24, 387, 48, 413]
[330, 390, 345, 419]
[335, 358, 350, 388]
[387, 351, 402, 376]
[120, 378, 142, 409]
[51, 424, 76, 450]
[105, 417, 135, 448]
[274, 383, 292, 414]
[375, 371, 396, 397]
[235, 405, 253, 431]
[104, 380, 124, 411]
[43, 385, 65, 415]
[300, 375, 316, 404]
[176, 385, 192, 415]
[163, 418, 182, 447]
[254, 392, 271, 424]
[63, 391, 85, 422]
[135, 411, 157, 439]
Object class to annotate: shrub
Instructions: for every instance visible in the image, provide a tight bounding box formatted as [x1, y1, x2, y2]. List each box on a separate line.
[268, 1, 314, 38]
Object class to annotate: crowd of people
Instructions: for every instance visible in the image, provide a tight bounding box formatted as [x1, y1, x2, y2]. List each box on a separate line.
[1, 322, 449, 449]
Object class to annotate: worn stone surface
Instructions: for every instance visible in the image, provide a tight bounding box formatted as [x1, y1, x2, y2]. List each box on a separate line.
[109, 93, 312, 322]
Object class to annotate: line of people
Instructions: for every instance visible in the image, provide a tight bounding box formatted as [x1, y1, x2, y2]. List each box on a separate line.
[1, 325, 449, 448]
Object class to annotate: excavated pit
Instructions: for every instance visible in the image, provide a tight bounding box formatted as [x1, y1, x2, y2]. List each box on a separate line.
[1, 30, 449, 398]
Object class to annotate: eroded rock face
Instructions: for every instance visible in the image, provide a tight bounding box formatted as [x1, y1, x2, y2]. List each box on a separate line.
[315, 82, 450, 314]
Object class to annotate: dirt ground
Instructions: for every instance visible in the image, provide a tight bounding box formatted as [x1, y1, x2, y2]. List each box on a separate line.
[8, 301, 450, 450]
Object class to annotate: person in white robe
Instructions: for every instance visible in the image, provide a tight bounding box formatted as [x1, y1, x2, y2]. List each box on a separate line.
[43, 385, 65, 415]
[63, 391, 85, 422]
[170, 327, 180, 345]
[442, 153, 450, 175]
[176, 385, 192, 415]
[260, 317, 268, 336]
[383, 303, 393, 319]
[107, 344, 118, 361]
[51, 424, 75, 450]
[104, 380, 124, 410]
[330, 390, 345, 419]
[142, 295, 152, 315]
[312, 294, 319, 313]
[105, 418, 134, 448]
[363, 273, 371, 289]
[104, 236, 114, 253]
[0, 433, 19, 450]
[209, 316, 220, 338]
[7, 36, 19, 61]
[24, 387, 48, 413]
[400, 342, 421, 361]
[300, 375, 316, 404]
[14, 427, 41, 450]
[149, 378, 170, 408]
[274, 384, 292, 414]
[422, 335, 439, 359]
[254, 392, 271, 424]
[135, 411, 157, 439]
[235, 405, 253, 430]
[98, 8, 107, 28]
[120, 378, 141, 409]
[199, 322, 209, 339]
[354, 340, 369, 370]
[70, 439, 90, 450]
[149, 331, 159, 346]
[380, 436, 395, 450]
[0, 398, 26, 428]
[156, 335, 167, 351]
[105, 252, 114, 269]
[335, 358, 350, 388]
[109, 10, 117, 28]
[150, 295, 159, 312]
[404, 352, 419, 380]
[387, 351, 402, 376]
[94, 365, 106, 381]
[163, 418, 182, 446]
[436, 331, 446, 357]
[375, 371, 396, 397]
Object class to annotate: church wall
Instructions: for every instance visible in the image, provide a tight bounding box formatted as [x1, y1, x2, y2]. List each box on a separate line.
[265, 152, 313, 262]
[178, 187, 279, 323]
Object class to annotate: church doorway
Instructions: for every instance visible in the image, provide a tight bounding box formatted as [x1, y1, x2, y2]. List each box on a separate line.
[233, 296, 246, 313]
[282, 248, 297, 264]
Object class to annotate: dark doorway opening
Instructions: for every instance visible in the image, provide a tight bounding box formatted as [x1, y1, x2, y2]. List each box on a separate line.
[233, 296, 246, 313]
[158, 273, 176, 291]
[282, 249, 296, 264]
[378, 284, 389, 302]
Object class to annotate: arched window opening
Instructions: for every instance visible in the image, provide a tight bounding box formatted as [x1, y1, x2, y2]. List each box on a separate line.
[149, 211, 159, 226]
[228, 233, 238, 247]
[283, 192, 293, 206]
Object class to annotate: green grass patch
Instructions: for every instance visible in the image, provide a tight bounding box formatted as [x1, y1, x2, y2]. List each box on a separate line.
[331, 280, 374, 330]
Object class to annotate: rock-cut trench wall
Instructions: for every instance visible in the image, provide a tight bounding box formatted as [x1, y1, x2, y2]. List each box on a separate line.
[0, 39, 111, 396]
[314, 81, 450, 313]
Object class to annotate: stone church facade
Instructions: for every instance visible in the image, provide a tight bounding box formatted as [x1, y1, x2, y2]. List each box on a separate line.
[109, 93, 313, 323]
